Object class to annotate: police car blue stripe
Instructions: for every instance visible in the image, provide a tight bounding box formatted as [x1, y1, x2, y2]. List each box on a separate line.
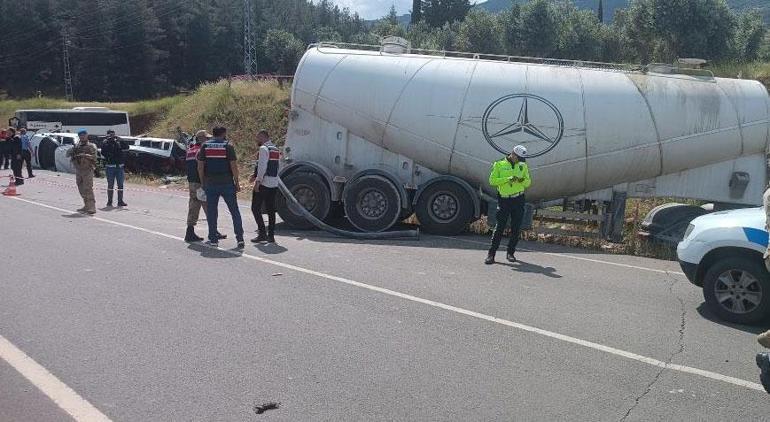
[743, 227, 769, 248]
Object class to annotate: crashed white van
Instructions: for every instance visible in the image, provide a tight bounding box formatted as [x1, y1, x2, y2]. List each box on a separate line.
[677, 207, 769, 324]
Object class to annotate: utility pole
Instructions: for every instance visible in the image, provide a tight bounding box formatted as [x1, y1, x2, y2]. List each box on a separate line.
[62, 32, 74, 101]
[243, 0, 258, 79]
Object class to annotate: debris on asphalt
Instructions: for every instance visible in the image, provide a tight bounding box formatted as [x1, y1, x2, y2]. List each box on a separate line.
[253, 402, 280, 414]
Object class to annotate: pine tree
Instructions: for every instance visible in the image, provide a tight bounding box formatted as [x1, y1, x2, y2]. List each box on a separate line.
[411, 0, 422, 24]
[597, 0, 604, 24]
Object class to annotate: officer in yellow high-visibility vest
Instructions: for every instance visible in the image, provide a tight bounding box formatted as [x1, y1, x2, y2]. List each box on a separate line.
[486, 145, 531, 265]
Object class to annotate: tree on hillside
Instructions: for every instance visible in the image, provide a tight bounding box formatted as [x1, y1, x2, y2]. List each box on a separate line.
[411, 0, 423, 24]
[423, 0, 471, 28]
[616, 0, 656, 63]
[555, 3, 603, 61]
[519, 0, 558, 57]
[651, 0, 737, 61]
[499, 4, 523, 55]
[598, 0, 604, 23]
[457, 10, 503, 54]
[263, 29, 305, 76]
[387, 5, 399, 25]
[734, 10, 766, 61]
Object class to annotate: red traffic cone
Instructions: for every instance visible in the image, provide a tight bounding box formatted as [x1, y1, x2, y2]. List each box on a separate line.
[2, 176, 20, 196]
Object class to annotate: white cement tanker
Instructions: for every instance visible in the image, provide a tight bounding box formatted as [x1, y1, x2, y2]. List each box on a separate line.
[277, 42, 770, 236]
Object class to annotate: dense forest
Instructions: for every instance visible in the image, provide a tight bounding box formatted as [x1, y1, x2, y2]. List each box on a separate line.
[0, 0, 766, 101]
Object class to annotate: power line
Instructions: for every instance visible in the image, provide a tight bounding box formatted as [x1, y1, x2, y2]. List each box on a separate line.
[244, 0, 258, 78]
[63, 32, 74, 101]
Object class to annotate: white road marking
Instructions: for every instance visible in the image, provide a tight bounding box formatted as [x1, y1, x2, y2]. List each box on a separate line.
[434, 235, 687, 276]
[0, 335, 112, 422]
[8, 196, 765, 393]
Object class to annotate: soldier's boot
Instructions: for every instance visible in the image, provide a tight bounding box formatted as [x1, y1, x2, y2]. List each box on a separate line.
[266, 230, 275, 244]
[485, 254, 495, 265]
[106, 190, 113, 207]
[185, 226, 204, 242]
[86, 200, 96, 215]
[756, 352, 770, 394]
[117, 190, 127, 207]
[758, 330, 770, 349]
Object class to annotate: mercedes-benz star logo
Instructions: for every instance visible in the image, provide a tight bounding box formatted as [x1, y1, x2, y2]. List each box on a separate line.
[482, 94, 564, 158]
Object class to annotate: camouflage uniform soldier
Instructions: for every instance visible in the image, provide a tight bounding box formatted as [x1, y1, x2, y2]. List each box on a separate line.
[66, 129, 98, 214]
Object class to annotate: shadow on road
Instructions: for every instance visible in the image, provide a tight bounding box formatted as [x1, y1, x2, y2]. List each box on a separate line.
[696, 303, 768, 335]
[187, 243, 242, 259]
[61, 213, 87, 218]
[493, 260, 562, 279]
[255, 243, 288, 255]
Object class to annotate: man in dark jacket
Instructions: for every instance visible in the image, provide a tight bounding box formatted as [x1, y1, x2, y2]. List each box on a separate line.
[0, 129, 10, 170]
[6, 128, 24, 185]
[100, 129, 129, 207]
[19, 128, 34, 179]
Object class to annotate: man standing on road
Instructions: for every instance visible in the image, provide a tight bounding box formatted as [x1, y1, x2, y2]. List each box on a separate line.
[485, 145, 531, 265]
[249, 130, 280, 244]
[196, 126, 245, 248]
[6, 128, 24, 186]
[19, 128, 34, 179]
[100, 130, 129, 207]
[66, 129, 98, 215]
[0, 128, 10, 170]
[184, 130, 226, 242]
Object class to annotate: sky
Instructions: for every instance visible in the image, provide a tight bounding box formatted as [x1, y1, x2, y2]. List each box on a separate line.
[329, 0, 412, 20]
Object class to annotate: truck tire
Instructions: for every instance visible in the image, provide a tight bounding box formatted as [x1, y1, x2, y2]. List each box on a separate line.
[415, 181, 473, 235]
[343, 175, 402, 232]
[276, 172, 331, 230]
[703, 256, 770, 325]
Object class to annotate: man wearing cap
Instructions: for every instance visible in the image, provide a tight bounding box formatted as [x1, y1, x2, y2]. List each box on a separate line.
[100, 129, 129, 207]
[485, 145, 532, 265]
[66, 129, 98, 214]
[184, 130, 227, 242]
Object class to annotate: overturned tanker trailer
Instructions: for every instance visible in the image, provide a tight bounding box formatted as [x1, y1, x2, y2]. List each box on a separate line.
[286, 43, 767, 236]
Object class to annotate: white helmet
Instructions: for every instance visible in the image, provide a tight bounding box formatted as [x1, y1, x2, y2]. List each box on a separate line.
[513, 145, 528, 158]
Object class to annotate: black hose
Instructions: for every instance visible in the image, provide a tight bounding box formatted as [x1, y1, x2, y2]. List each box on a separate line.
[277, 179, 420, 240]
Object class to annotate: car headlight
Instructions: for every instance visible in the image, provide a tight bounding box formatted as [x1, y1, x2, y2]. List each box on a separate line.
[683, 224, 695, 240]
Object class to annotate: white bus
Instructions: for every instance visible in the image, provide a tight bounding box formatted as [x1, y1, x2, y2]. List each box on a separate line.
[11, 107, 131, 136]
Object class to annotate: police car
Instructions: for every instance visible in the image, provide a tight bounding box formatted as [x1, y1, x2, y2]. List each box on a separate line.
[677, 207, 770, 324]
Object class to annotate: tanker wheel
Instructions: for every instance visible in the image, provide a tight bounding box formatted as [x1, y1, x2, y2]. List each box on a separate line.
[415, 181, 474, 235]
[276, 172, 331, 230]
[343, 175, 402, 233]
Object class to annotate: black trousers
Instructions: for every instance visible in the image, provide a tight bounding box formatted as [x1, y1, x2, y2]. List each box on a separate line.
[251, 186, 278, 234]
[10, 158, 23, 185]
[488, 195, 525, 255]
[21, 150, 33, 177]
[0, 147, 9, 169]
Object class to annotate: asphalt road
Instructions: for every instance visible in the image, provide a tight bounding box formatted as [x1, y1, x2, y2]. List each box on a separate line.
[1, 170, 769, 421]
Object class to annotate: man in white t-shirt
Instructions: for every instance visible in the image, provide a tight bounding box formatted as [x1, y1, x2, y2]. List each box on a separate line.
[249, 130, 280, 243]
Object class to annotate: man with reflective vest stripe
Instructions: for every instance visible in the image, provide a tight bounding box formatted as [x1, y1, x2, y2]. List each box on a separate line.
[184, 130, 226, 242]
[249, 130, 280, 243]
[486, 145, 532, 265]
[196, 126, 245, 248]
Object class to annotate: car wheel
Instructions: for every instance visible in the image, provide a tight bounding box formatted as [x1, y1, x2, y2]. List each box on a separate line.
[703, 256, 770, 324]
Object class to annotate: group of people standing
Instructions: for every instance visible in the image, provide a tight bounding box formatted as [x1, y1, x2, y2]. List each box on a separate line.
[183, 126, 280, 248]
[1, 127, 35, 185]
[65, 125, 280, 249]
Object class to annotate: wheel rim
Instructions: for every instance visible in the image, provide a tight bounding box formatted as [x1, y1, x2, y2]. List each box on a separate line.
[714, 269, 763, 315]
[293, 185, 318, 213]
[428, 192, 458, 222]
[357, 188, 388, 220]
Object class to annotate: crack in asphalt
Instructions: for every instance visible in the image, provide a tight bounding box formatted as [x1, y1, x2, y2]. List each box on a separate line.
[620, 271, 687, 421]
